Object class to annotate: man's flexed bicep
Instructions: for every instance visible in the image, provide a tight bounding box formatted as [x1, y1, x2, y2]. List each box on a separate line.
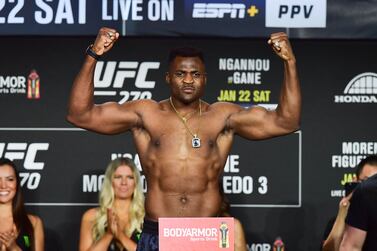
[68, 100, 142, 134]
[228, 105, 299, 140]
[67, 27, 141, 134]
[229, 32, 301, 140]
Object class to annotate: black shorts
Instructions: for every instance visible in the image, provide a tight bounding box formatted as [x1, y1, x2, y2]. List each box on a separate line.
[136, 219, 159, 251]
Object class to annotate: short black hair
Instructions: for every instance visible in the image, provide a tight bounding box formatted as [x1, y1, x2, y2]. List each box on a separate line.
[168, 47, 205, 66]
[356, 155, 377, 179]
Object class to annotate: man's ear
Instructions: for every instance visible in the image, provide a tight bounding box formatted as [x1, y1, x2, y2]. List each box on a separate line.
[165, 72, 170, 84]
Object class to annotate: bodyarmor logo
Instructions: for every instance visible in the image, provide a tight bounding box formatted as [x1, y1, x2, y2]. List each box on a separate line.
[27, 69, 41, 99]
[0, 69, 41, 98]
[219, 222, 229, 248]
[273, 237, 285, 251]
[248, 243, 271, 251]
[334, 72, 377, 103]
[0, 76, 26, 95]
[0, 142, 49, 190]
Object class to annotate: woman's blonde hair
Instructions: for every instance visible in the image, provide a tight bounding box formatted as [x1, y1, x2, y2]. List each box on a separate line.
[92, 157, 145, 241]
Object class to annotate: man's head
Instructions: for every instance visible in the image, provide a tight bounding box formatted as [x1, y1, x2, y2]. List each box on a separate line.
[168, 47, 205, 68]
[166, 47, 207, 103]
[356, 155, 377, 181]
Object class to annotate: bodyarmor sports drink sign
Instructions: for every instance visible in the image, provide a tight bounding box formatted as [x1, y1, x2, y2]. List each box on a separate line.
[159, 217, 234, 251]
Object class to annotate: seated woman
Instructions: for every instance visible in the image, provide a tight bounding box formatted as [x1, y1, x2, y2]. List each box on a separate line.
[0, 158, 44, 251]
[79, 157, 145, 251]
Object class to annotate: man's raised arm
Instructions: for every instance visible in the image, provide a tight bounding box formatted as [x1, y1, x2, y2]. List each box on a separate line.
[228, 32, 301, 140]
[66, 27, 140, 134]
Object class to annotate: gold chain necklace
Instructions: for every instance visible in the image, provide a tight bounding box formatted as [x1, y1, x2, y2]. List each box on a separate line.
[169, 97, 202, 148]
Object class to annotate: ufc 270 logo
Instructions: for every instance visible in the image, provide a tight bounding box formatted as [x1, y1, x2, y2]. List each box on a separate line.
[94, 61, 160, 104]
[0, 142, 49, 190]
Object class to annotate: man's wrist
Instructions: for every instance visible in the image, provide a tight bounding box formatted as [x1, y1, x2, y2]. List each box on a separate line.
[86, 44, 101, 60]
[285, 58, 296, 65]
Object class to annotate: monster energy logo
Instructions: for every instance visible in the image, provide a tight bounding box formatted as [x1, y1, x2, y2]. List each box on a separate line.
[23, 235, 30, 247]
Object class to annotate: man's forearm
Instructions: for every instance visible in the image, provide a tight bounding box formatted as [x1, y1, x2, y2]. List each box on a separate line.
[276, 59, 301, 130]
[67, 55, 97, 124]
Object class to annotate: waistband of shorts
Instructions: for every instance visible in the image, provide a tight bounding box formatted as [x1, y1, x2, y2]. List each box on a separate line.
[142, 218, 159, 234]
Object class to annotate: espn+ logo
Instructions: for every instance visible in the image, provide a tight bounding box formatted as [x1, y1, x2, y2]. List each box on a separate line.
[0, 142, 49, 190]
[192, 3, 259, 19]
[94, 61, 160, 104]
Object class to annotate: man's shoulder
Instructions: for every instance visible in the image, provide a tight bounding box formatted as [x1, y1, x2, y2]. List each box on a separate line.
[120, 99, 161, 111]
[131, 99, 159, 106]
[359, 173, 377, 191]
[207, 101, 243, 113]
[367, 173, 377, 182]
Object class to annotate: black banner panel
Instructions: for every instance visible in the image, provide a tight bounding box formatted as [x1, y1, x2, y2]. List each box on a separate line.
[1, 37, 377, 250]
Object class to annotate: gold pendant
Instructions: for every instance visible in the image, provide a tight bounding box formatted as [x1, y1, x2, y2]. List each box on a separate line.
[192, 136, 201, 148]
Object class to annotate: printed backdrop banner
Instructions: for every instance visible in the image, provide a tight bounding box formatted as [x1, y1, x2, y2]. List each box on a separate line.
[0, 37, 377, 250]
[0, 0, 376, 39]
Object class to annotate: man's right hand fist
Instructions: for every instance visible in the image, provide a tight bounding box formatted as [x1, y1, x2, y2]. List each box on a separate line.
[92, 27, 120, 56]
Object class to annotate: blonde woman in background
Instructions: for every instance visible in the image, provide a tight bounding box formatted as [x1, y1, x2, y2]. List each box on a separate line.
[79, 158, 145, 251]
